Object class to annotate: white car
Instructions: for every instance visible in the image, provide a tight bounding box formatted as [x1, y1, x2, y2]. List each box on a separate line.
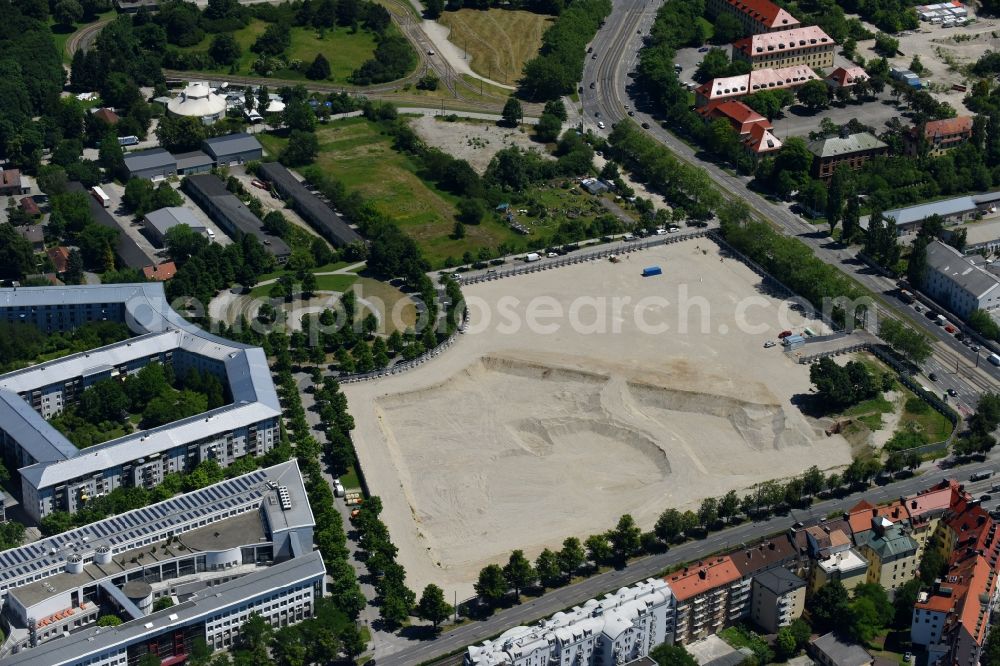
[547, 252, 558, 258]
[427, 49, 435, 55]
[655, 228, 667, 235]
[668, 227, 680, 233]
[597, 121, 606, 129]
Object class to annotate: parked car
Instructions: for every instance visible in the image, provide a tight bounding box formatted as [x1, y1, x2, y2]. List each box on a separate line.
[628, 111, 635, 116]
[971, 345, 981, 352]
[948, 388, 958, 397]
[929, 372, 938, 381]
[597, 121, 606, 129]
[641, 122, 650, 129]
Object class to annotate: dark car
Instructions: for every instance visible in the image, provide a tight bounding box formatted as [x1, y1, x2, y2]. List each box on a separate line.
[982, 494, 993, 502]
[948, 388, 958, 397]
[589, 82, 595, 89]
[628, 111, 635, 116]
[929, 372, 938, 381]
[641, 122, 650, 129]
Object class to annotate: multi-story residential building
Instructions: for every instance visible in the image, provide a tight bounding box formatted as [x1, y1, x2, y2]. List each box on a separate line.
[667, 557, 749, 644]
[0, 284, 281, 521]
[704, 0, 800, 35]
[904, 117, 974, 157]
[922, 240, 1000, 318]
[806, 132, 888, 180]
[750, 567, 806, 633]
[856, 518, 919, 591]
[732, 26, 836, 71]
[912, 495, 1000, 666]
[464, 578, 674, 666]
[694, 66, 820, 107]
[803, 524, 870, 593]
[0, 460, 320, 664]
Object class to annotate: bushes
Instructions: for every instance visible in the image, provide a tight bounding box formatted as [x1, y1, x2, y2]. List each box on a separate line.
[350, 34, 415, 85]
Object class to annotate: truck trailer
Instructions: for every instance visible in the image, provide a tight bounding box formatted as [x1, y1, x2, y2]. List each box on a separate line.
[642, 266, 662, 277]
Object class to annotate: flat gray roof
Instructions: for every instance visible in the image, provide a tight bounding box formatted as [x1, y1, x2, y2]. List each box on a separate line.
[0, 284, 281, 490]
[3, 549, 325, 666]
[9, 510, 267, 608]
[0, 461, 309, 600]
[143, 206, 206, 236]
[202, 133, 262, 160]
[884, 196, 977, 227]
[753, 566, 805, 596]
[123, 148, 175, 173]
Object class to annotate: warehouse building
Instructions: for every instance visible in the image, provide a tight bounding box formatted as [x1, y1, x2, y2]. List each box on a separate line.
[0, 461, 324, 665]
[142, 206, 208, 244]
[0, 283, 282, 521]
[202, 133, 263, 166]
[258, 162, 363, 247]
[123, 149, 177, 181]
[173, 150, 214, 176]
[183, 174, 290, 262]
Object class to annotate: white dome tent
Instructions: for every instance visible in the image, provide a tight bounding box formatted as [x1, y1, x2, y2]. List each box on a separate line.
[166, 81, 227, 125]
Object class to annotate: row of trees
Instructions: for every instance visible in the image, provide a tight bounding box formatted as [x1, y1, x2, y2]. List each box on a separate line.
[809, 357, 885, 411]
[274, 370, 368, 619]
[518, 0, 612, 101]
[470, 452, 908, 611]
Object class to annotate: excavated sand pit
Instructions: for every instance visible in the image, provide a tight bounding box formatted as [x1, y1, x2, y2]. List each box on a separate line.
[344, 238, 852, 595]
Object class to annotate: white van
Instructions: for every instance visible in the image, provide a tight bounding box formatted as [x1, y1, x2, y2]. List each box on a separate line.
[989, 353, 1000, 367]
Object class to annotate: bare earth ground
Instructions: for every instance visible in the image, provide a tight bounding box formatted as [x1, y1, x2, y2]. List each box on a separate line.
[857, 16, 1000, 116]
[343, 238, 852, 596]
[410, 115, 551, 174]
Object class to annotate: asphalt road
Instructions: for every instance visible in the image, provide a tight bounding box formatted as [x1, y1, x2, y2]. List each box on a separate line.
[376, 454, 1000, 666]
[578, 0, 999, 405]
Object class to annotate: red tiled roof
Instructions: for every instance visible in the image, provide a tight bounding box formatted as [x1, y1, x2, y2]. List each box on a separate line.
[826, 66, 869, 87]
[667, 556, 741, 601]
[743, 123, 782, 153]
[717, 0, 800, 29]
[19, 197, 39, 215]
[94, 108, 120, 125]
[913, 116, 974, 139]
[698, 101, 772, 134]
[143, 262, 177, 281]
[847, 500, 908, 535]
[47, 246, 70, 274]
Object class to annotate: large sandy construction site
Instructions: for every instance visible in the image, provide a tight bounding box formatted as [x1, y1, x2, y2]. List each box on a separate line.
[343, 238, 852, 595]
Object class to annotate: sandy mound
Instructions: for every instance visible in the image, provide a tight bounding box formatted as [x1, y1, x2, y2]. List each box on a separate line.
[344, 237, 852, 595]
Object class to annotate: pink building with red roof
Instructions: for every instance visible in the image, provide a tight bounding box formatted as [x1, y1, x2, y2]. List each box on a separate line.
[732, 25, 836, 71]
[695, 65, 820, 107]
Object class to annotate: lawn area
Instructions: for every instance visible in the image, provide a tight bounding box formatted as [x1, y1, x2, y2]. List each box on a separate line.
[340, 464, 363, 491]
[315, 274, 359, 292]
[173, 20, 381, 83]
[898, 389, 953, 442]
[354, 277, 418, 333]
[842, 394, 894, 431]
[256, 260, 354, 283]
[438, 9, 554, 82]
[263, 119, 524, 266]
